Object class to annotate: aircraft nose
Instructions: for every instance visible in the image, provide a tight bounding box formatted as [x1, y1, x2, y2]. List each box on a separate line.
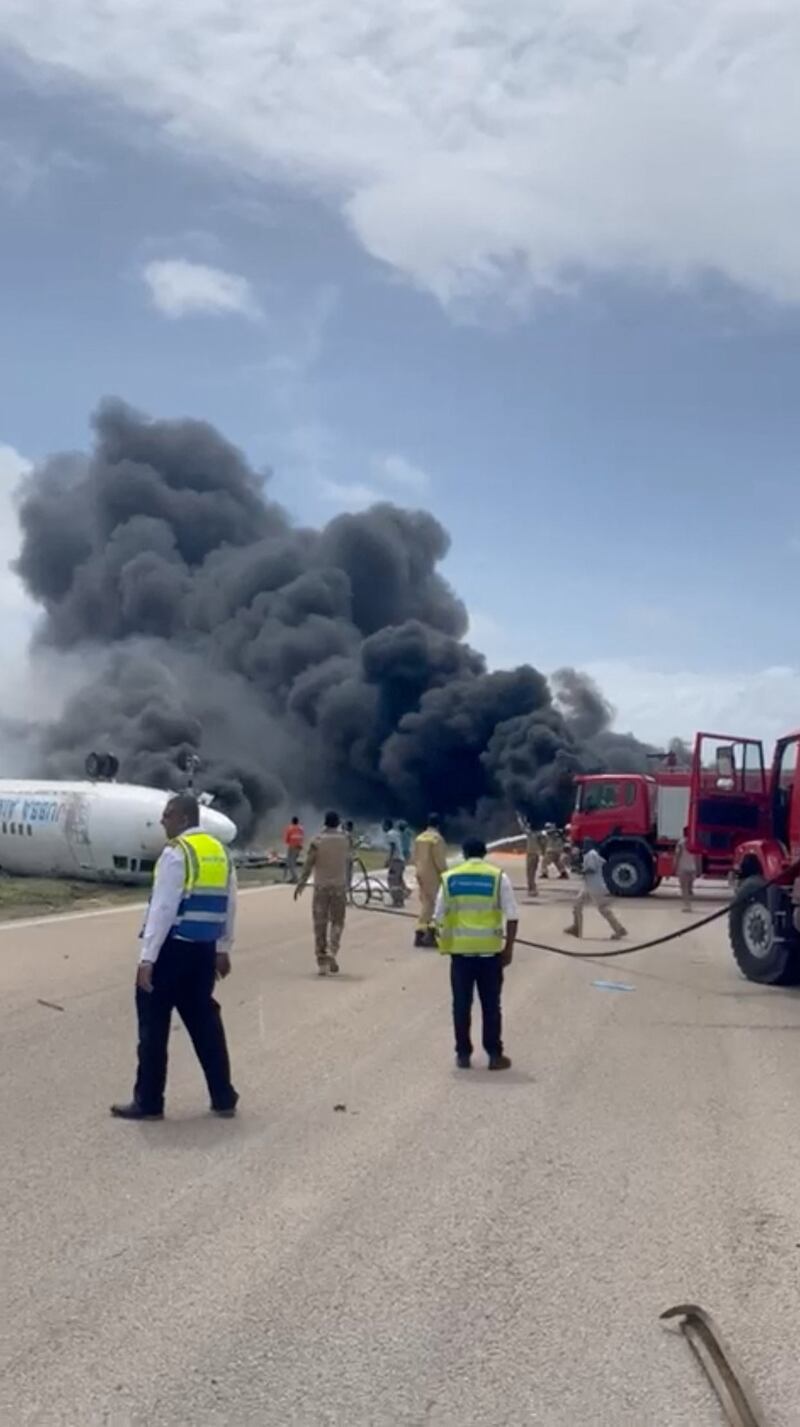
[200, 806, 237, 845]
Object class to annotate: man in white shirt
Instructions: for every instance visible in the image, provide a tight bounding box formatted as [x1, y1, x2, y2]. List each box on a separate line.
[111, 792, 239, 1121]
[435, 838, 518, 1071]
[382, 817, 407, 908]
[565, 839, 627, 941]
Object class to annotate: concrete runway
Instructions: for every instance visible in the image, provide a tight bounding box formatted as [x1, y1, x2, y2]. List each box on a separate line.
[3, 867, 800, 1426]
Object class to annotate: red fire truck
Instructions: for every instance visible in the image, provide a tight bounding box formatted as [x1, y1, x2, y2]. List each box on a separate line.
[569, 733, 769, 897]
[726, 730, 800, 984]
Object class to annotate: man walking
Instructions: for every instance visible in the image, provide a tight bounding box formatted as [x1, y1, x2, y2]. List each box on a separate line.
[565, 839, 627, 941]
[283, 815, 305, 883]
[518, 813, 543, 897]
[414, 813, 448, 947]
[436, 838, 517, 1070]
[674, 826, 700, 912]
[295, 811, 350, 975]
[111, 792, 238, 1121]
[382, 818, 407, 908]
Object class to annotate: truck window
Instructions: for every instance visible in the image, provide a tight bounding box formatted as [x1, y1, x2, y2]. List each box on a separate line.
[582, 782, 621, 812]
[623, 782, 636, 806]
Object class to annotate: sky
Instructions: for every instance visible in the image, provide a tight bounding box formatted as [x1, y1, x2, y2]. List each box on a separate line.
[2, 1, 800, 750]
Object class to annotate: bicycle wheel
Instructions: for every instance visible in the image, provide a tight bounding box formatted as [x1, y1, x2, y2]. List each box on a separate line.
[349, 858, 372, 907]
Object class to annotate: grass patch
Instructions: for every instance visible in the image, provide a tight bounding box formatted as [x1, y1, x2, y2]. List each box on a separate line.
[0, 877, 145, 921]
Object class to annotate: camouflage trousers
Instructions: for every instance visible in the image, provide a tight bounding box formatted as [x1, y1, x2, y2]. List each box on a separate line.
[313, 886, 347, 963]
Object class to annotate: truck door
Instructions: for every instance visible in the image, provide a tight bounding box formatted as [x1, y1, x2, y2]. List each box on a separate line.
[774, 735, 800, 853]
[689, 732, 768, 872]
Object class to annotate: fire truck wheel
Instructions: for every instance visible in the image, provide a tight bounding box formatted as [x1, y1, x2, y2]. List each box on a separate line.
[729, 876, 800, 985]
[604, 849, 653, 897]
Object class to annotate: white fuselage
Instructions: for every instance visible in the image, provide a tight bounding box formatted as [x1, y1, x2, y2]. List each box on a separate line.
[0, 781, 236, 884]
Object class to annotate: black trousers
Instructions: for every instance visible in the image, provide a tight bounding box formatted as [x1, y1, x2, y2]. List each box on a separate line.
[133, 936, 237, 1115]
[450, 954, 504, 1058]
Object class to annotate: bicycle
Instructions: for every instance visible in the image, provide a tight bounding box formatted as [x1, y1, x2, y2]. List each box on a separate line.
[349, 858, 411, 909]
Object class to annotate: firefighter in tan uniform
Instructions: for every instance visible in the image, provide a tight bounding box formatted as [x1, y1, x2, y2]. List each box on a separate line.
[540, 823, 570, 880]
[413, 814, 448, 947]
[517, 813, 545, 897]
[294, 810, 350, 976]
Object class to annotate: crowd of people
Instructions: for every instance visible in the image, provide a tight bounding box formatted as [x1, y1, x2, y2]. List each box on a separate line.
[111, 800, 653, 1120]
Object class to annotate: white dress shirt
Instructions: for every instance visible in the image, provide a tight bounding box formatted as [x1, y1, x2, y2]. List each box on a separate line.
[139, 826, 237, 965]
[434, 862, 518, 954]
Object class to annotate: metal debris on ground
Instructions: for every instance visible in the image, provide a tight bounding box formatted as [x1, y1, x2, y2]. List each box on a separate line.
[36, 999, 65, 1012]
[333, 1103, 347, 1113]
[591, 980, 635, 993]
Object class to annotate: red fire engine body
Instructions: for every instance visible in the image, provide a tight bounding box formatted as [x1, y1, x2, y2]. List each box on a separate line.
[569, 732, 769, 898]
[562, 728, 800, 987]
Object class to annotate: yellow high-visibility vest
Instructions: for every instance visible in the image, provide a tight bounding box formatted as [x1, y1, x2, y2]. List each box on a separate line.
[171, 831, 230, 942]
[438, 859, 504, 956]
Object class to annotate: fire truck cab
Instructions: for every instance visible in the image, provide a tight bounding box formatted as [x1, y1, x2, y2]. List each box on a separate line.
[570, 770, 689, 896]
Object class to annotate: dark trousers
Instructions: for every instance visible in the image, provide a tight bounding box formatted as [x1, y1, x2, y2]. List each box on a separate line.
[133, 936, 237, 1115]
[450, 954, 504, 1058]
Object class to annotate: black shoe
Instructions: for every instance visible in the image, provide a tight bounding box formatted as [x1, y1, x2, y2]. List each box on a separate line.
[414, 929, 426, 947]
[110, 1101, 163, 1121]
[212, 1091, 239, 1118]
[423, 929, 438, 948]
[328, 957, 340, 974]
[488, 1055, 512, 1072]
[456, 1054, 471, 1070]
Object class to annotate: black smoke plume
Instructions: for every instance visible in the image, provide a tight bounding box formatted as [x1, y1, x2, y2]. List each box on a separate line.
[12, 400, 659, 836]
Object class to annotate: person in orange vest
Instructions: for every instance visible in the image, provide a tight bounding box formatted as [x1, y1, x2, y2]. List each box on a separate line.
[283, 815, 305, 884]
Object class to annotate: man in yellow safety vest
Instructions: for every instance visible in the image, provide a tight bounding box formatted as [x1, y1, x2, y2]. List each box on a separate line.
[435, 837, 518, 1071]
[111, 792, 238, 1121]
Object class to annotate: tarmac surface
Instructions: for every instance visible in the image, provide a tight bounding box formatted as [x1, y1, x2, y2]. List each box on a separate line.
[3, 863, 800, 1425]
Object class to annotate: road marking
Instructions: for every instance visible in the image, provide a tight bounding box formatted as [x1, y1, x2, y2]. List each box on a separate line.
[0, 881, 285, 933]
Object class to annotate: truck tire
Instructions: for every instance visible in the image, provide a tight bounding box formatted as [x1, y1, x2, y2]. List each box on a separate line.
[604, 850, 653, 898]
[729, 876, 800, 985]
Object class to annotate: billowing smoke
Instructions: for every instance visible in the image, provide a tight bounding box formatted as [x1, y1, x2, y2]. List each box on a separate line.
[11, 400, 659, 836]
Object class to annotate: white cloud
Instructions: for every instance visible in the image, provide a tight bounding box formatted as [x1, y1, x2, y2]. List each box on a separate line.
[142, 258, 260, 319]
[320, 456, 430, 509]
[375, 454, 430, 492]
[319, 479, 383, 511]
[4, 4, 800, 306]
[584, 658, 800, 752]
[467, 608, 506, 653]
[464, 611, 800, 751]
